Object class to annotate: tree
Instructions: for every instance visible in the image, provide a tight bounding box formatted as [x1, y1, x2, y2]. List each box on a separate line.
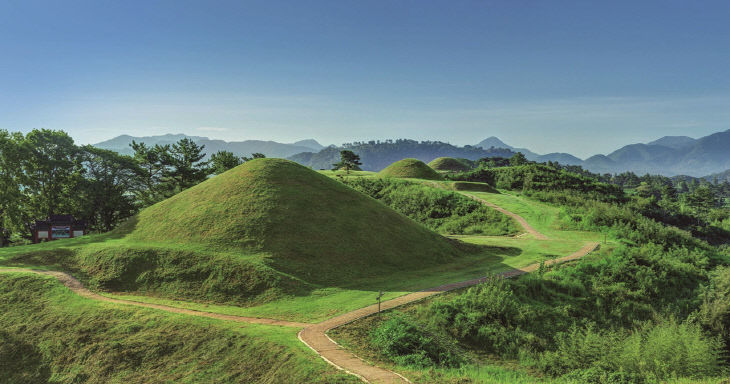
[210, 150, 243, 175]
[241, 153, 266, 162]
[77, 146, 143, 231]
[20, 129, 80, 219]
[332, 150, 362, 174]
[163, 138, 211, 192]
[0, 130, 25, 245]
[686, 186, 717, 220]
[509, 152, 528, 166]
[130, 141, 171, 205]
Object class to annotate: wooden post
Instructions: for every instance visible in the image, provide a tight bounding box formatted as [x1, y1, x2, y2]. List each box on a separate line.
[376, 291, 384, 313]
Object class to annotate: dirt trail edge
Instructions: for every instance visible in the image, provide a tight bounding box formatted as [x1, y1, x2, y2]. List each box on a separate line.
[299, 241, 600, 383]
[0, 268, 308, 328]
[463, 193, 549, 240]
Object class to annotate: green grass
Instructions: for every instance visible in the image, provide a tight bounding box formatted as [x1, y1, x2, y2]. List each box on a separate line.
[378, 158, 443, 180]
[0, 169, 603, 323]
[427, 157, 471, 173]
[447, 190, 609, 267]
[2, 159, 483, 309]
[95, 243, 544, 323]
[0, 272, 357, 384]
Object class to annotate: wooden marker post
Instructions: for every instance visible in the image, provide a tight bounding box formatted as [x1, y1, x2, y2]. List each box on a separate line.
[376, 291, 384, 313]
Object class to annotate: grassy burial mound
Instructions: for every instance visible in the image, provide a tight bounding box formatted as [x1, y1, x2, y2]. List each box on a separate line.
[428, 157, 471, 172]
[378, 158, 442, 180]
[30, 158, 466, 305]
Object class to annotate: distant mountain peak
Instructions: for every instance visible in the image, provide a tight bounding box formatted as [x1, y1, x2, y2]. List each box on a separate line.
[476, 136, 512, 150]
[647, 135, 696, 149]
[291, 139, 324, 151]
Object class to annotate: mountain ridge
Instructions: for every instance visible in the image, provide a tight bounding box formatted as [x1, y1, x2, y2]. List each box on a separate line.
[95, 134, 324, 159]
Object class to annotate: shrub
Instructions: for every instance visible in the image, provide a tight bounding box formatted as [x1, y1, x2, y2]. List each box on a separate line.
[371, 314, 463, 368]
[342, 178, 518, 236]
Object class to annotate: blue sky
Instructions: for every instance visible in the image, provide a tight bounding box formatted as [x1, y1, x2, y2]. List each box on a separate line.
[1, 0, 729, 158]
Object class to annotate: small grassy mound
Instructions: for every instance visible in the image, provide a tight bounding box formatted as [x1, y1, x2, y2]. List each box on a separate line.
[428, 157, 471, 172]
[451, 181, 498, 193]
[378, 158, 442, 180]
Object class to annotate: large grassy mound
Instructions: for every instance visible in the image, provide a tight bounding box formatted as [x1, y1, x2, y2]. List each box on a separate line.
[378, 158, 442, 180]
[5, 159, 474, 308]
[428, 157, 471, 172]
[120, 158, 461, 280]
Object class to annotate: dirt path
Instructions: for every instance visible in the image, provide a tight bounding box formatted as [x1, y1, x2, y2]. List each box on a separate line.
[0, 197, 591, 383]
[0, 268, 309, 328]
[298, 241, 600, 383]
[463, 194, 549, 240]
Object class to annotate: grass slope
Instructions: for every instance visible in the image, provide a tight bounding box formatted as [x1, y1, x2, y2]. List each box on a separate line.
[3, 159, 494, 319]
[122, 158, 463, 280]
[378, 158, 443, 180]
[428, 157, 471, 172]
[0, 272, 355, 384]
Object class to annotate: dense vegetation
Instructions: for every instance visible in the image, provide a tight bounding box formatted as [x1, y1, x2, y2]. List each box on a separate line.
[340, 162, 730, 383]
[341, 177, 518, 236]
[0, 273, 354, 384]
[0, 128, 265, 246]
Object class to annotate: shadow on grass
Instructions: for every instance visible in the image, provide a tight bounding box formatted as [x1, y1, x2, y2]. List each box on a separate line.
[2, 221, 526, 312]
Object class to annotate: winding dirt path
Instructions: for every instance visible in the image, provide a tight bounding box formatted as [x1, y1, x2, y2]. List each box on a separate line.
[0, 268, 308, 328]
[0, 198, 594, 383]
[298, 241, 600, 383]
[463, 193, 549, 240]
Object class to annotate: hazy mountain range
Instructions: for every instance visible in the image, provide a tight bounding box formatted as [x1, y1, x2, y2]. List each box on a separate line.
[289, 140, 514, 171]
[476, 129, 730, 177]
[95, 129, 730, 177]
[94, 134, 324, 159]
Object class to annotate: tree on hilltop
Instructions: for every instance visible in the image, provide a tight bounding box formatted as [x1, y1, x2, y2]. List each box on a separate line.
[333, 150, 362, 174]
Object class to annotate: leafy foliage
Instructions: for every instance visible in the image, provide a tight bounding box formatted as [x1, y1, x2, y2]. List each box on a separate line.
[342, 178, 519, 236]
[371, 314, 463, 368]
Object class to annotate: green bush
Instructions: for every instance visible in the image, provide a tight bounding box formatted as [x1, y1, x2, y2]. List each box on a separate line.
[541, 320, 723, 381]
[342, 178, 519, 236]
[371, 314, 463, 368]
[698, 266, 730, 350]
[619, 319, 723, 380]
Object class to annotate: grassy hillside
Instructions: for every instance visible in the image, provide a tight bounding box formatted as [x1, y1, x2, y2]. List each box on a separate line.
[121, 158, 462, 278]
[378, 158, 443, 180]
[428, 157, 472, 172]
[0, 272, 355, 384]
[4, 158, 519, 321]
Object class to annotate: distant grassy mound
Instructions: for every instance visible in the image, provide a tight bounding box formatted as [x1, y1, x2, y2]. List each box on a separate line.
[451, 181, 498, 193]
[378, 158, 442, 180]
[428, 157, 471, 172]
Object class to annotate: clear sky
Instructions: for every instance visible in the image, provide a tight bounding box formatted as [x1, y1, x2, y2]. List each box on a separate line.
[1, 0, 729, 158]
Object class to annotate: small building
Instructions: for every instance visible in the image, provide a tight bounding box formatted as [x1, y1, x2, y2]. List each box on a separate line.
[31, 215, 87, 243]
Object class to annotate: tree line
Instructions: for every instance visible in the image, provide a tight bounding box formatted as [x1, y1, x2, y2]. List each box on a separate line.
[0, 129, 262, 245]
